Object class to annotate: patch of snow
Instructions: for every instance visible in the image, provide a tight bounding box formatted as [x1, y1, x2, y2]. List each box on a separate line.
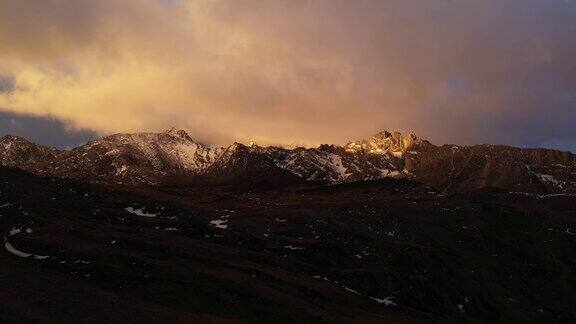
[9, 227, 20, 236]
[210, 219, 228, 229]
[510, 191, 576, 199]
[105, 149, 120, 156]
[4, 242, 30, 257]
[125, 207, 158, 218]
[536, 173, 564, 189]
[4, 242, 49, 259]
[343, 285, 361, 295]
[116, 165, 129, 175]
[326, 153, 351, 181]
[370, 296, 397, 306]
[284, 245, 304, 250]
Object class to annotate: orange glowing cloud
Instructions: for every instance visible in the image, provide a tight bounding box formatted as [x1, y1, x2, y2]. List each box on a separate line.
[1, 0, 575, 148]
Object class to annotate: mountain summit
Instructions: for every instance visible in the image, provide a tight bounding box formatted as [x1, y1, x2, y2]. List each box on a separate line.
[165, 127, 194, 142]
[345, 131, 427, 155]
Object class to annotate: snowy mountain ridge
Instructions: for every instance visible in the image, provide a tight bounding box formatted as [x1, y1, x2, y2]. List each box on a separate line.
[1, 128, 575, 194]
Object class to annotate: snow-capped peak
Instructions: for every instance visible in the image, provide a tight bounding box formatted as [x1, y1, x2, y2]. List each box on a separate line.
[165, 127, 194, 142]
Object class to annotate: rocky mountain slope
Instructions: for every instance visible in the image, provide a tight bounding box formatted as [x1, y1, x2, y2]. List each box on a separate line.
[1, 128, 575, 194]
[1, 165, 576, 322]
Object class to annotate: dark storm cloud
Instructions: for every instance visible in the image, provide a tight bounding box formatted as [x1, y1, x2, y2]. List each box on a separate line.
[0, 0, 574, 151]
[0, 112, 97, 149]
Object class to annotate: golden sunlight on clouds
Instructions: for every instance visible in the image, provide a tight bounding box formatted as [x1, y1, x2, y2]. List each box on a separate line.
[0, 0, 575, 147]
[0, 0, 369, 145]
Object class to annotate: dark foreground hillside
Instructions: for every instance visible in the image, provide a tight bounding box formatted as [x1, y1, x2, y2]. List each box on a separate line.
[1, 166, 575, 323]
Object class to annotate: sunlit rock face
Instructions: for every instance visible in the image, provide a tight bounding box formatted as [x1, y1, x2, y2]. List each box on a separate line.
[0, 129, 575, 194]
[345, 131, 426, 155]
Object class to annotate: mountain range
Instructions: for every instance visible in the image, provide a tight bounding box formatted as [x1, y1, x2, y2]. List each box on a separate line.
[2, 128, 576, 322]
[1, 127, 574, 194]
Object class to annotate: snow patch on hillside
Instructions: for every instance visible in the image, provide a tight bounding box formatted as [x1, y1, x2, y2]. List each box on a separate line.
[125, 207, 158, 218]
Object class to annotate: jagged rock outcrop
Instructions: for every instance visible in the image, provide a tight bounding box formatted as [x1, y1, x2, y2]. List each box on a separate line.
[0, 135, 62, 176]
[404, 144, 576, 194]
[345, 131, 427, 155]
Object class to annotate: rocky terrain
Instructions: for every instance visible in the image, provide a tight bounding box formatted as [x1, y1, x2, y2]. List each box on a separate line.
[1, 165, 575, 322]
[1, 128, 575, 194]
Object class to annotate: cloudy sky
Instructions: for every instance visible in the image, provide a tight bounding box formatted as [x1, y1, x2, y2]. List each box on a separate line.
[0, 0, 575, 151]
